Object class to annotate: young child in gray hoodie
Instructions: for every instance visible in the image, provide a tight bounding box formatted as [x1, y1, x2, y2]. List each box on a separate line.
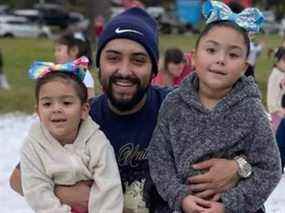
[148, 1, 281, 213]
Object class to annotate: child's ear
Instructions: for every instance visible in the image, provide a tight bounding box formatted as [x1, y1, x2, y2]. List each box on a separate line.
[242, 62, 249, 74]
[80, 102, 90, 120]
[35, 104, 39, 115]
[70, 46, 79, 59]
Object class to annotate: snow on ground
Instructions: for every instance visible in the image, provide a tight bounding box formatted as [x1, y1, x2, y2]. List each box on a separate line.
[0, 113, 284, 212]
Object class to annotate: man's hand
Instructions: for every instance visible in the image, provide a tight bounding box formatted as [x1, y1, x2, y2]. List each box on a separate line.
[188, 158, 239, 199]
[54, 180, 93, 210]
[182, 195, 211, 213]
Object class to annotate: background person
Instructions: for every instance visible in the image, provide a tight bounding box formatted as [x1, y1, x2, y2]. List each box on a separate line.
[152, 47, 192, 86]
[54, 33, 95, 98]
[267, 47, 285, 118]
[0, 48, 10, 90]
[245, 35, 266, 78]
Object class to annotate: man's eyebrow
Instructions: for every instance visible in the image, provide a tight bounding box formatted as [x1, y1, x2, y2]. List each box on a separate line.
[104, 49, 121, 54]
[131, 52, 148, 57]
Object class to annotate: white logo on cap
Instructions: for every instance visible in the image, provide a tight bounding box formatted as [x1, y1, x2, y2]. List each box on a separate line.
[115, 27, 143, 35]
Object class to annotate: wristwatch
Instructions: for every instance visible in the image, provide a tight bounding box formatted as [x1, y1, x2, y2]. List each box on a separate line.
[234, 156, 252, 178]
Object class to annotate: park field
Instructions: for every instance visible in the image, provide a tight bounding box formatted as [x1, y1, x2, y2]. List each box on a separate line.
[0, 34, 282, 114]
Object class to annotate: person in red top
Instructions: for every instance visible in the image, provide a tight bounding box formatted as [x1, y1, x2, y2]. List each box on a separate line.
[152, 48, 193, 86]
[122, 0, 144, 8]
[94, 15, 105, 39]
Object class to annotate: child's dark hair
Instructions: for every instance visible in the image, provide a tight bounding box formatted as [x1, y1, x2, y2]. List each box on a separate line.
[56, 34, 93, 67]
[35, 72, 88, 104]
[275, 47, 285, 61]
[195, 21, 250, 57]
[164, 48, 184, 70]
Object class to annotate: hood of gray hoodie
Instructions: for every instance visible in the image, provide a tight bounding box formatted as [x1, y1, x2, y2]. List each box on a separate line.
[177, 72, 261, 114]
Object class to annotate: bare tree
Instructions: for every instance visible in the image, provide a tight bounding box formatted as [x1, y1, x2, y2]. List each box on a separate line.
[87, 0, 111, 42]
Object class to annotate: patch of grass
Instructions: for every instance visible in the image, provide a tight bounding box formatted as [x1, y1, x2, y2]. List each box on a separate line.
[0, 35, 283, 114]
[0, 38, 54, 113]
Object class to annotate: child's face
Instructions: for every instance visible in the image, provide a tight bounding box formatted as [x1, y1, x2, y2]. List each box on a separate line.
[166, 62, 184, 78]
[36, 79, 89, 144]
[192, 26, 248, 93]
[54, 44, 73, 64]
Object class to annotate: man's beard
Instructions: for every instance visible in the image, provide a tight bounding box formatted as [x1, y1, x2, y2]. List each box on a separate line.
[101, 73, 149, 112]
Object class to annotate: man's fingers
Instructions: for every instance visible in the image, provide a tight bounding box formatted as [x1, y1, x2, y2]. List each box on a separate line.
[194, 197, 212, 208]
[189, 183, 209, 192]
[192, 159, 215, 169]
[210, 193, 221, 202]
[194, 189, 215, 199]
[188, 174, 212, 184]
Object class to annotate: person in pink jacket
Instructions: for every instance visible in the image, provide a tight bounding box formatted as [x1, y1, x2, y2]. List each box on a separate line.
[152, 48, 193, 86]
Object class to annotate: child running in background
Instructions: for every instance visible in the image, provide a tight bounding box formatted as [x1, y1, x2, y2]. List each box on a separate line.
[20, 57, 123, 213]
[152, 47, 192, 86]
[54, 33, 95, 98]
[148, 1, 281, 213]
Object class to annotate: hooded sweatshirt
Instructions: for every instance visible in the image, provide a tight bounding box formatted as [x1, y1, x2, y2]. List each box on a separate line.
[20, 116, 123, 213]
[148, 73, 281, 213]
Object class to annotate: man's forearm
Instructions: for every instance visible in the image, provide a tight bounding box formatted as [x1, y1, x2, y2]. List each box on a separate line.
[9, 167, 23, 195]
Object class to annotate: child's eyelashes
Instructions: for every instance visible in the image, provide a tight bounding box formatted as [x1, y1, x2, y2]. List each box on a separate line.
[204, 47, 242, 59]
[63, 101, 73, 106]
[42, 102, 51, 107]
[229, 53, 239, 59]
[206, 48, 216, 54]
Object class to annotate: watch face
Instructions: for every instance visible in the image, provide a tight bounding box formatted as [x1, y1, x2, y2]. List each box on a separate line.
[240, 163, 252, 178]
[236, 157, 252, 178]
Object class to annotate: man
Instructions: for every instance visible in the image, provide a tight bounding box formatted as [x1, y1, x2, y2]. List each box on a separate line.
[10, 7, 248, 213]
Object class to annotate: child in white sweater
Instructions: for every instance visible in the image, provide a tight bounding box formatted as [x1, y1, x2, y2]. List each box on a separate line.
[20, 57, 123, 213]
[267, 47, 285, 114]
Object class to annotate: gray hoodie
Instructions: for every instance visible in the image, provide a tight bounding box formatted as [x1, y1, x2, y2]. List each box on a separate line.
[148, 73, 282, 213]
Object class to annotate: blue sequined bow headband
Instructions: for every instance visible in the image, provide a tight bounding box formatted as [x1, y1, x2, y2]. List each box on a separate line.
[28, 56, 89, 81]
[202, 0, 264, 33]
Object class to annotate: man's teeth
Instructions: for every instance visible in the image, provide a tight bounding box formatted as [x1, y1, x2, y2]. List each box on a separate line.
[115, 80, 134, 86]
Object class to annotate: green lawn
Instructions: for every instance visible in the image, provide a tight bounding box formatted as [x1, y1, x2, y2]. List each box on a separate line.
[0, 34, 282, 114]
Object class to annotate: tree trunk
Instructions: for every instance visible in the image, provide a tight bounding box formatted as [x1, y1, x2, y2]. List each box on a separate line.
[87, 0, 111, 43]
